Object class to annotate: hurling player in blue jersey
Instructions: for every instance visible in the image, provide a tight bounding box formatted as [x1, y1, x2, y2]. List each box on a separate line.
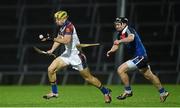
[106, 17, 169, 102]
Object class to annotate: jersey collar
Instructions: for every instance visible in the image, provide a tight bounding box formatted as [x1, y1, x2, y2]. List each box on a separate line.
[61, 20, 70, 28]
[121, 25, 128, 34]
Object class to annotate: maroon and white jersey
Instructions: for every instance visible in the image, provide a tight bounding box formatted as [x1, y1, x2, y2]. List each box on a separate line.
[57, 20, 87, 71]
[58, 20, 80, 56]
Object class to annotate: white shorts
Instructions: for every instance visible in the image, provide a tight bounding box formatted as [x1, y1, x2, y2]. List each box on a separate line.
[126, 56, 149, 71]
[58, 52, 87, 71]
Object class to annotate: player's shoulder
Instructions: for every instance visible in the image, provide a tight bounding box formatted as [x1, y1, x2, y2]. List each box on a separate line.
[126, 26, 137, 35]
[65, 21, 75, 32]
[127, 26, 135, 32]
[66, 21, 74, 28]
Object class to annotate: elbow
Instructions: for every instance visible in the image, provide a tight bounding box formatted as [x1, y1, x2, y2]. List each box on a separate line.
[129, 37, 134, 42]
[113, 45, 119, 51]
[63, 39, 71, 44]
[128, 35, 134, 42]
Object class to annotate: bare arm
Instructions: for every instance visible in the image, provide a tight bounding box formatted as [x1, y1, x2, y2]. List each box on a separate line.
[47, 35, 65, 53]
[109, 45, 119, 52]
[106, 34, 134, 57]
[47, 41, 60, 53]
[106, 44, 119, 57]
[53, 34, 71, 44]
[47, 34, 71, 53]
[118, 34, 135, 44]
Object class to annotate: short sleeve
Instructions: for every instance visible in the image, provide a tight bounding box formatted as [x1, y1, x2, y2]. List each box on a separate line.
[64, 24, 73, 35]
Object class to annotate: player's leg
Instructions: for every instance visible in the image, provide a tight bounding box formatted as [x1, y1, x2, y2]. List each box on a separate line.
[116, 62, 133, 100]
[79, 67, 112, 103]
[140, 67, 162, 89]
[79, 68, 101, 87]
[75, 52, 111, 103]
[43, 57, 68, 99]
[139, 67, 169, 102]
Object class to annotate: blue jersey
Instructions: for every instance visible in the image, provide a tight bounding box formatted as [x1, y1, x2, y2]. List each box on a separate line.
[115, 26, 147, 57]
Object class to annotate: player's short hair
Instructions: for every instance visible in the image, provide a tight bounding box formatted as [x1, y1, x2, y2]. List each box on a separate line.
[114, 17, 128, 24]
[54, 10, 68, 20]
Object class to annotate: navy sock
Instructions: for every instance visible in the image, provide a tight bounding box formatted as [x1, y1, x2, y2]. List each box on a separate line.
[51, 82, 58, 94]
[99, 85, 109, 95]
[159, 88, 165, 94]
[125, 86, 132, 91]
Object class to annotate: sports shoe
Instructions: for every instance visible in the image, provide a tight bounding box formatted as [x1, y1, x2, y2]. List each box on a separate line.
[160, 91, 169, 102]
[43, 92, 58, 99]
[104, 88, 112, 103]
[117, 91, 133, 100]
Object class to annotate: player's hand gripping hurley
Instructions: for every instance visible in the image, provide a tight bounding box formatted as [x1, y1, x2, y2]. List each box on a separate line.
[33, 46, 56, 58]
[36, 34, 100, 57]
[39, 34, 100, 49]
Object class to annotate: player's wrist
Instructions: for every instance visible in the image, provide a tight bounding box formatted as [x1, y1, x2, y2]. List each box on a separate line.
[113, 40, 120, 45]
[49, 48, 55, 53]
[54, 38, 61, 43]
[110, 49, 115, 52]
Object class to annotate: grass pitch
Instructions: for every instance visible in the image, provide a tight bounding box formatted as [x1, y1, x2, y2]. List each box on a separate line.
[0, 85, 179, 107]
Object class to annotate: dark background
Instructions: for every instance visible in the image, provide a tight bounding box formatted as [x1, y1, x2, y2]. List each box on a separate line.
[0, 0, 179, 85]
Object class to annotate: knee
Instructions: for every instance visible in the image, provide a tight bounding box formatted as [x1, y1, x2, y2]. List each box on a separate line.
[83, 75, 91, 82]
[144, 73, 151, 80]
[84, 77, 90, 82]
[82, 73, 92, 82]
[143, 70, 154, 80]
[48, 66, 56, 75]
[117, 66, 127, 75]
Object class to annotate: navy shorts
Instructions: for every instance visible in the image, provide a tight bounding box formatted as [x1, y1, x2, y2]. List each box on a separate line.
[126, 56, 149, 70]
